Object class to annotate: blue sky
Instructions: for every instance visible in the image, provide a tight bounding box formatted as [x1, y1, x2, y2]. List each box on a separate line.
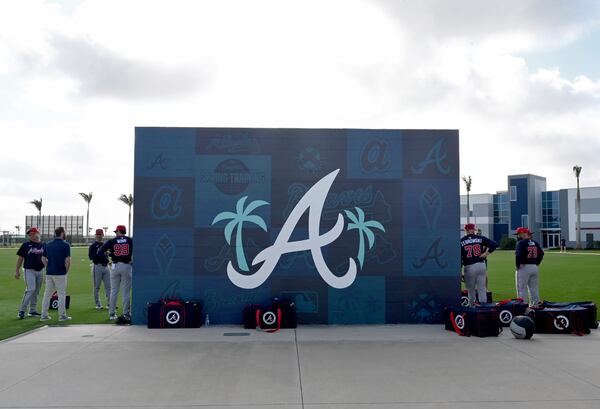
[1, 0, 600, 233]
[523, 26, 600, 80]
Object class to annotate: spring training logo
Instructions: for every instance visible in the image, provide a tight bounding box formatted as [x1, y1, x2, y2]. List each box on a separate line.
[211, 169, 385, 289]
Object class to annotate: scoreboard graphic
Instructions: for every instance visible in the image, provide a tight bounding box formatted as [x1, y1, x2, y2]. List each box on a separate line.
[133, 128, 460, 324]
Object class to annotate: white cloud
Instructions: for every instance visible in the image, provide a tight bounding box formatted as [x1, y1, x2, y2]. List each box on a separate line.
[1, 0, 600, 232]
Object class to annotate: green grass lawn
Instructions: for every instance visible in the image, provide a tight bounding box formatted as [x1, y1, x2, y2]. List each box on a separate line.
[0, 247, 121, 340]
[486, 250, 600, 305]
[1, 247, 599, 340]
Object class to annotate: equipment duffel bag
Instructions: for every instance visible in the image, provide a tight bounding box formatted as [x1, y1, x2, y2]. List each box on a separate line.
[49, 291, 71, 310]
[526, 305, 590, 335]
[460, 290, 493, 306]
[147, 299, 202, 328]
[243, 298, 297, 332]
[444, 306, 501, 337]
[542, 301, 598, 330]
[494, 298, 528, 327]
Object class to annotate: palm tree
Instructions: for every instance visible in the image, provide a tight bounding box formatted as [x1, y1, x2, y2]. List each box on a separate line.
[79, 192, 93, 243]
[211, 196, 269, 271]
[462, 175, 472, 223]
[344, 207, 385, 269]
[118, 194, 134, 234]
[573, 165, 582, 250]
[15, 226, 21, 236]
[29, 198, 42, 236]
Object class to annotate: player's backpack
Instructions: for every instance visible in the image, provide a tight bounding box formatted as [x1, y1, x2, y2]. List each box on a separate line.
[526, 305, 591, 335]
[460, 290, 492, 306]
[147, 299, 202, 328]
[542, 301, 598, 330]
[493, 298, 528, 327]
[49, 291, 71, 310]
[444, 306, 501, 337]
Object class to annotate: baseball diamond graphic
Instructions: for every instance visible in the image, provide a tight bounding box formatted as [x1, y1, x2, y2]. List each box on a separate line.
[133, 127, 460, 325]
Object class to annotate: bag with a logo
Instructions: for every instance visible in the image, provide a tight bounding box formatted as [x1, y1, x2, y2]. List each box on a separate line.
[147, 299, 202, 329]
[542, 301, 598, 330]
[444, 306, 501, 337]
[526, 305, 590, 335]
[243, 304, 261, 329]
[49, 291, 71, 310]
[460, 290, 492, 307]
[493, 298, 528, 327]
[272, 298, 297, 329]
[256, 306, 282, 332]
[243, 298, 297, 332]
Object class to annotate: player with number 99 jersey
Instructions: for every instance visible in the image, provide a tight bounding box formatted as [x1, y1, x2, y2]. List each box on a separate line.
[98, 225, 133, 320]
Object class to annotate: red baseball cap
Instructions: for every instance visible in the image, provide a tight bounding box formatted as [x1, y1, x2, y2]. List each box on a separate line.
[464, 223, 476, 230]
[26, 227, 39, 234]
[514, 227, 532, 235]
[114, 225, 127, 233]
[95, 229, 104, 235]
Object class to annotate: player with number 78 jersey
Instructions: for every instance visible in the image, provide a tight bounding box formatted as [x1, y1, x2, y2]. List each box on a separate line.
[97, 225, 133, 320]
[460, 223, 498, 306]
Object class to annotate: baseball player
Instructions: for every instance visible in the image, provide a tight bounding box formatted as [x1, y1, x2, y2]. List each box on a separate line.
[98, 225, 133, 320]
[40, 226, 72, 321]
[514, 227, 544, 306]
[15, 227, 45, 319]
[88, 229, 111, 310]
[460, 223, 498, 306]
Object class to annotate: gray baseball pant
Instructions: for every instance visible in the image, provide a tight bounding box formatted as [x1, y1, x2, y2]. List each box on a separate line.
[92, 264, 111, 308]
[516, 264, 540, 305]
[41, 275, 68, 318]
[109, 262, 132, 317]
[19, 269, 43, 313]
[464, 262, 487, 306]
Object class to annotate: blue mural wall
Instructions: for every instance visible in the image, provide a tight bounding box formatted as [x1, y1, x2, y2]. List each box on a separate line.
[133, 128, 460, 324]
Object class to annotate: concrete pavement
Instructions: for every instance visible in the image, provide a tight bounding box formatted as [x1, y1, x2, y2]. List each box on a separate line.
[1, 324, 599, 408]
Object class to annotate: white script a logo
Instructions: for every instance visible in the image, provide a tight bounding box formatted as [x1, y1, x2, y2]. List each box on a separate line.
[212, 169, 385, 289]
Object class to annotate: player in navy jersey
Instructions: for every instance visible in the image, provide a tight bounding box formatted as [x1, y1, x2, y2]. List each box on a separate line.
[88, 229, 111, 310]
[460, 223, 498, 306]
[15, 227, 45, 319]
[98, 225, 133, 320]
[514, 227, 544, 305]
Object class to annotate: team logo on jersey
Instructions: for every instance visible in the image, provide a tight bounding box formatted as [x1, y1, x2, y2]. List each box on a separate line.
[165, 310, 181, 325]
[212, 169, 386, 289]
[499, 310, 513, 324]
[554, 315, 570, 330]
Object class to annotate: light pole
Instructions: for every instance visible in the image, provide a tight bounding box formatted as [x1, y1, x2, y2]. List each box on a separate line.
[573, 165, 582, 250]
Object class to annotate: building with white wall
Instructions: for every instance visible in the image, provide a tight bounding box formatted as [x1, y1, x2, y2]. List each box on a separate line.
[460, 175, 600, 248]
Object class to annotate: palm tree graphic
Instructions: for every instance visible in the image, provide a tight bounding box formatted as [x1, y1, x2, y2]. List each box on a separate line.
[211, 196, 269, 272]
[344, 207, 385, 269]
